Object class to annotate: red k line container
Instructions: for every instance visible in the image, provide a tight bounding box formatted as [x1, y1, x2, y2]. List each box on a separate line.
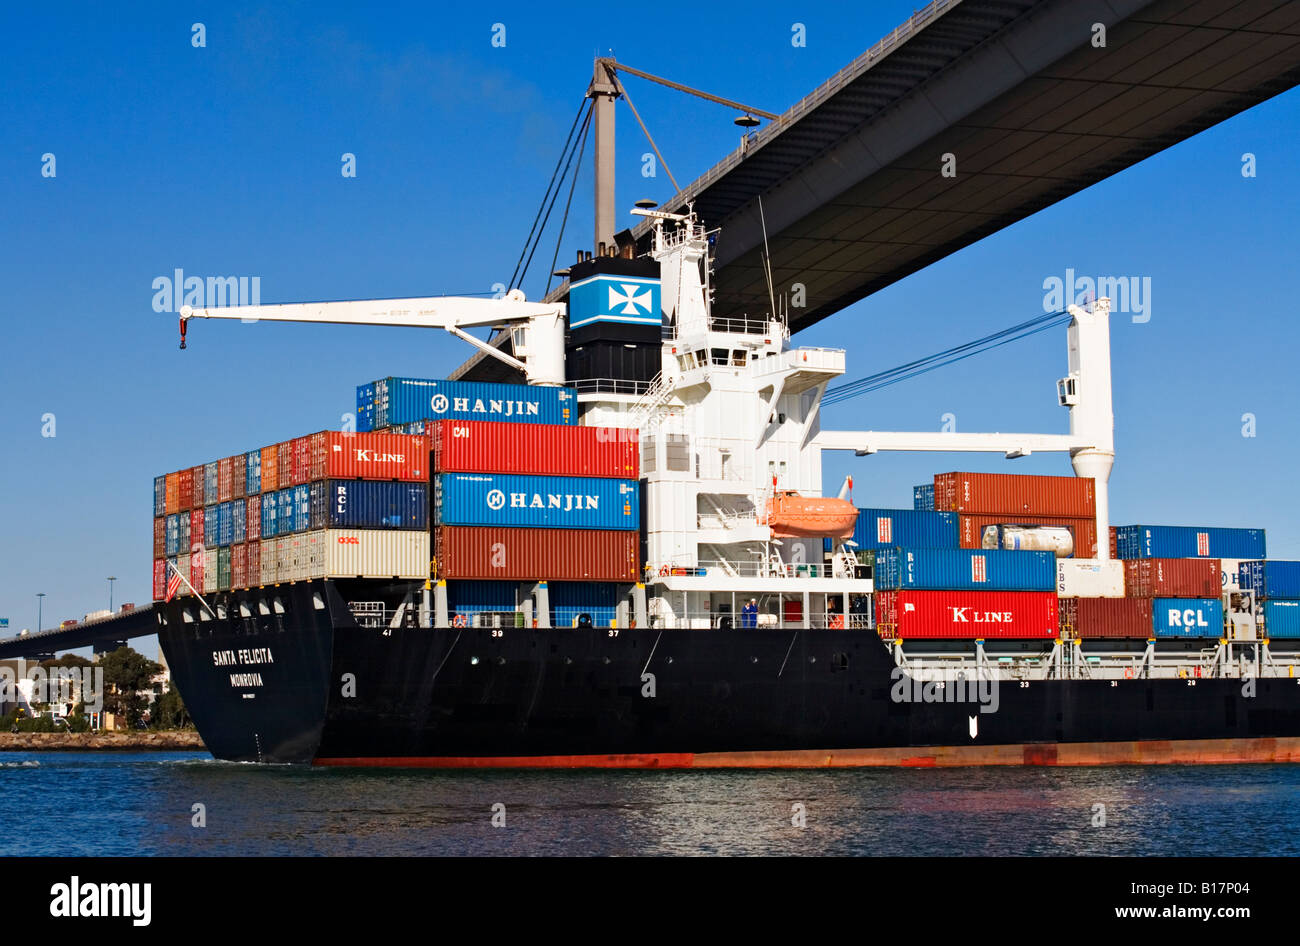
[959, 514, 1098, 558]
[260, 444, 280, 493]
[1123, 558, 1220, 598]
[291, 435, 312, 485]
[434, 526, 638, 581]
[152, 517, 166, 558]
[177, 468, 194, 512]
[874, 590, 1059, 640]
[232, 452, 247, 500]
[1059, 597, 1153, 638]
[217, 456, 234, 502]
[432, 420, 638, 478]
[934, 472, 1095, 517]
[314, 431, 428, 481]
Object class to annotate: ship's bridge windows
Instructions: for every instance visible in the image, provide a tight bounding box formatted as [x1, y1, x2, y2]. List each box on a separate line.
[731, 349, 747, 366]
[258, 600, 271, 616]
[312, 592, 326, 611]
[239, 603, 252, 619]
[711, 348, 729, 365]
[273, 597, 286, 615]
[695, 349, 706, 366]
[216, 604, 227, 620]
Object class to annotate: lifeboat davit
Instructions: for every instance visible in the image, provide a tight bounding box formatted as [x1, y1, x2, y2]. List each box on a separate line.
[766, 491, 857, 540]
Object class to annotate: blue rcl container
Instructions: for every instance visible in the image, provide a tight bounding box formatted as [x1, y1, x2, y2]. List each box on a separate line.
[873, 548, 1056, 591]
[433, 473, 639, 530]
[1151, 598, 1224, 638]
[1238, 561, 1300, 600]
[315, 480, 429, 530]
[850, 508, 958, 551]
[1115, 525, 1266, 560]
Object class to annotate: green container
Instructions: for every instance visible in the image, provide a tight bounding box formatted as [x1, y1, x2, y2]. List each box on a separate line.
[217, 546, 232, 592]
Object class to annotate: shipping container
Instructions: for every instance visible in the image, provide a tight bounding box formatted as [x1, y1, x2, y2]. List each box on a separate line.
[276, 489, 296, 534]
[217, 546, 232, 592]
[190, 465, 205, 507]
[433, 473, 639, 530]
[1115, 525, 1266, 560]
[203, 547, 217, 594]
[276, 442, 292, 490]
[232, 498, 247, 545]
[286, 435, 307, 486]
[1220, 558, 1246, 594]
[232, 452, 246, 500]
[301, 529, 430, 579]
[246, 449, 262, 495]
[153, 475, 166, 517]
[357, 377, 577, 431]
[165, 514, 181, 557]
[189, 508, 205, 553]
[1057, 559, 1125, 598]
[846, 508, 959, 551]
[1123, 558, 1220, 598]
[960, 514, 1098, 558]
[246, 493, 262, 542]
[1239, 560, 1300, 600]
[217, 456, 234, 502]
[219, 502, 234, 547]
[1109, 526, 1117, 560]
[293, 484, 311, 533]
[1152, 598, 1223, 638]
[913, 483, 935, 511]
[1059, 597, 1152, 639]
[873, 548, 1056, 592]
[311, 480, 429, 530]
[874, 590, 1058, 639]
[178, 467, 194, 512]
[177, 553, 192, 596]
[933, 472, 1095, 517]
[153, 516, 166, 558]
[247, 539, 261, 587]
[178, 514, 191, 557]
[204, 461, 219, 505]
[152, 559, 166, 601]
[1261, 599, 1300, 638]
[164, 472, 181, 515]
[260, 444, 279, 493]
[305, 431, 429, 481]
[259, 538, 277, 585]
[552, 582, 618, 627]
[231, 542, 248, 590]
[261, 490, 279, 538]
[432, 419, 638, 478]
[434, 526, 639, 581]
[447, 580, 517, 620]
[204, 505, 218, 548]
[275, 535, 301, 582]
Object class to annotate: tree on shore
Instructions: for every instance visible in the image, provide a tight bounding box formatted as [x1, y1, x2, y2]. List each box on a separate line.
[98, 646, 162, 728]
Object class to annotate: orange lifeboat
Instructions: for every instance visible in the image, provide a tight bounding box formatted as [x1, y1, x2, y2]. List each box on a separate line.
[765, 491, 857, 540]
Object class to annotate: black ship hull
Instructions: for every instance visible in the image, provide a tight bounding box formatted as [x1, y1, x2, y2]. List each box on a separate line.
[158, 580, 1300, 766]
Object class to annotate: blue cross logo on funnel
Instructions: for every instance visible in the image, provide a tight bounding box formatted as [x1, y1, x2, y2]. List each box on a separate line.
[608, 283, 653, 316]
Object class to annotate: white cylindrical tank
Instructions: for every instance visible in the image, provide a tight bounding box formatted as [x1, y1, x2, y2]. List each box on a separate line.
[981, 525, 1075, 558]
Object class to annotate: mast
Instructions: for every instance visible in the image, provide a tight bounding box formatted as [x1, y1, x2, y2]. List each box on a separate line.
[589, 57, 618, 255]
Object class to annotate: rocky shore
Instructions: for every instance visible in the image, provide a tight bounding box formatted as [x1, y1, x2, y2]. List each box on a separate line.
[0, 731, 206, 751]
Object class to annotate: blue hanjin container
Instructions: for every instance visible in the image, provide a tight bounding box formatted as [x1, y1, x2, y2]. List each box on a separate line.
[1115, 525, 1265, 559]
[1261, 600, 1300, 638]
[1151, 598, 1223, 638]
[551, 582, 618, 627]
[245, 449, 261, 495]
[433, 473, 639, 530]
[913, 484, 935, 511]
[165, 514, 181, 557]
[232, 498, 247, 545]
[1238, 561, 1300, 600]
[261, 492, 278, 538]
[874, 548, 1056, 591]
[317, 479, 429, 530]
[357, 378, 578, 431]
[850, 508, 958, 551]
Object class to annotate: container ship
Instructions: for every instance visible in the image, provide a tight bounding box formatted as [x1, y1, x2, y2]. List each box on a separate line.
[145, 206, 1300, 766]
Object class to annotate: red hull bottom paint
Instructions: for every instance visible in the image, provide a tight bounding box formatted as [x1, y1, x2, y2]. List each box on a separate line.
[314, 736, 1300, 769]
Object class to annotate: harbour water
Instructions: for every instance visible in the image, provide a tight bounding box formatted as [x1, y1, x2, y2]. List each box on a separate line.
[1, 752, 1296, 856]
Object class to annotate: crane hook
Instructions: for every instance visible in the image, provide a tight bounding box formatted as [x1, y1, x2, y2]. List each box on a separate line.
[178, 316, 188, 350]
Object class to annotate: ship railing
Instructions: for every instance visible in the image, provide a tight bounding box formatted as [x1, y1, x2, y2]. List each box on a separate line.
[572, 378, 653, 396]
[651, 559, 861, 580]
[648, 610, 870, 630]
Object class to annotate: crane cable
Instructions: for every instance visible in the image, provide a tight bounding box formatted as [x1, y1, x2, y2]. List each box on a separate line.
[509, 95, 590, 291]
[517, 102, 593, 293]
[545, 110, 594, 297]
[822, 310, 1073, 406]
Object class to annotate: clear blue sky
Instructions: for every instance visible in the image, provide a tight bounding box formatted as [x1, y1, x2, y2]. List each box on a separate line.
[3, 1, 1299, 642]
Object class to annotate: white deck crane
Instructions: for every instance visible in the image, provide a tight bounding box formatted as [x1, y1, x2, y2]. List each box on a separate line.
[178, 289, 568, 386]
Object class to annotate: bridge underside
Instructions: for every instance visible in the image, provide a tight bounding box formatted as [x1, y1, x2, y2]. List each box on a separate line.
[456, 0, 1300, 382]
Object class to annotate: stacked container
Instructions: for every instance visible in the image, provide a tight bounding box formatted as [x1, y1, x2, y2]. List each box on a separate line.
[1238, 561, 1300, 639]
[930, 471, 1098, 558]
[356, 378, 577, 432]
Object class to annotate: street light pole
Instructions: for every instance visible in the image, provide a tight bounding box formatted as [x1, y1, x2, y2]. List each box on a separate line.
[36, 593, 46, 632]
[107, 576, 117, 612]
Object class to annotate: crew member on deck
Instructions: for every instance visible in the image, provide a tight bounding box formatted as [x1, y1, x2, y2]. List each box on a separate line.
[742, 598, 758, 628]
